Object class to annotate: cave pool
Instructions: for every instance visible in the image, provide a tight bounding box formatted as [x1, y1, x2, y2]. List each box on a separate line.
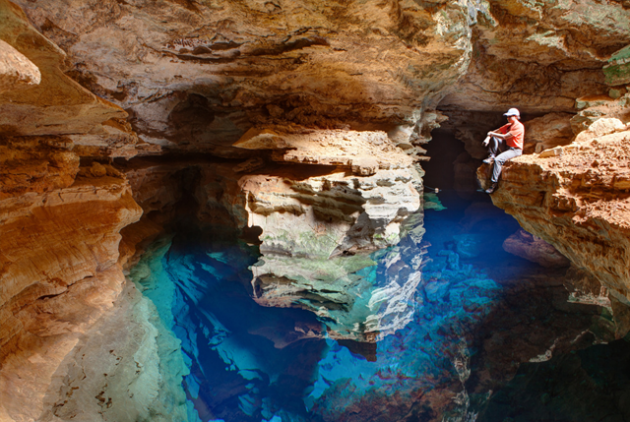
[130, 190, 620, 422]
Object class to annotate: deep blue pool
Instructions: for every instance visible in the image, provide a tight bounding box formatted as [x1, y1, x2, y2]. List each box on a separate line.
[131, 190, 614, 422]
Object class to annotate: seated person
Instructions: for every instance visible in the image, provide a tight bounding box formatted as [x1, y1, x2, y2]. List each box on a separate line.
[481, 108, 525, 194]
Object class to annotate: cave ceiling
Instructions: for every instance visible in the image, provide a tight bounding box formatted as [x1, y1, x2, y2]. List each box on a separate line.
[3, 0, 630, 159]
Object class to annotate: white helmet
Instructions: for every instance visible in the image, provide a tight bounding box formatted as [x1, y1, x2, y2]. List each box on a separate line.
[503, 108, 520, 119]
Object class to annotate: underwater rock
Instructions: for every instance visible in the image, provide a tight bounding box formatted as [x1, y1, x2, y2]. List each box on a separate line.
[478, 340, 630, 422]
[452, 234, 484, 259]
[503, 229, 571, 268]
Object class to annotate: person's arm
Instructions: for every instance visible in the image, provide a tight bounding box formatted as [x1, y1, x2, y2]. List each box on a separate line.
[488, 124, 514, 140]
[488, 129, 513, 139]
[487, 130, 513, 140]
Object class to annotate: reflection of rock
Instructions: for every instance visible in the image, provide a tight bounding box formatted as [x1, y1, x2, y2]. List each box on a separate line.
[252, 210, 427, 342]
[503, 229, 570, 268]
[307, 247, 501, 422]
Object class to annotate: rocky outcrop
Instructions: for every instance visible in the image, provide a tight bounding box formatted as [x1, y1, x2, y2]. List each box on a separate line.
[480, 118, 630, 325]
[441, 0, 630, 115]
[0, 39, 40, 93]
[11, 0, 478, 157]
[229, 126, 425, 341]
[0, 3, 146, 420]
[0, 172, 142, 421]
[4, 0, 630, 420]
[0, 0, 126, 138]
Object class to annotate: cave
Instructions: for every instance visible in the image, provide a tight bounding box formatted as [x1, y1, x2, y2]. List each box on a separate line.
[2, 1, 630, 421]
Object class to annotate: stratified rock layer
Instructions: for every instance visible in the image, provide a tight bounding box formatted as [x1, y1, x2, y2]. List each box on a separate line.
[0, 173, 142, 422]
[485, 123, 630, 305]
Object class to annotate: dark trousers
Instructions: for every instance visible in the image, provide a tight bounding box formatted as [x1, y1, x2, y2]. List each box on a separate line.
[488, 136, 522, 183]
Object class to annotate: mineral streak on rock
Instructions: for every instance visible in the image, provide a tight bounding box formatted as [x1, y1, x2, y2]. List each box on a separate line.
[604, 44, 630, 86]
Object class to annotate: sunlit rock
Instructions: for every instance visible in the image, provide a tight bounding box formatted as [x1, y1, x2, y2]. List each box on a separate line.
[523, 112, 575, 155]
[485, 124, 630, 304]
[235, 126, 413, 174]
[441, 0, 630, 115]
[11, 0, 475, 156]
[0, 0, 126, 137]
[0, 39, 40, 93]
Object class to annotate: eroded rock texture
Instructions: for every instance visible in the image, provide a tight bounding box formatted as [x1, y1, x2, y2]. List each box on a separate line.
[3, 0, 630, 420]
[11, 0, 480, 158]
[482, 119, 630, 331]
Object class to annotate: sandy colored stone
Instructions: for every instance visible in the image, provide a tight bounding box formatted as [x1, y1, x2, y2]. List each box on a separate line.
[523, 113, 575, 155]
[483, 126, 630, 304]
[0, 0, 126, 137]
[574, 117, 627, 144]
[235, 126, 413, 173]
[0, 174, 142, 422]
[11, 0, 475, 156]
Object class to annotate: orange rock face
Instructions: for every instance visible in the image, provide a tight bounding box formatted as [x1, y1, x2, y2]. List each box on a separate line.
[0, 173, 142, 421]
[484, 126, 630, 304]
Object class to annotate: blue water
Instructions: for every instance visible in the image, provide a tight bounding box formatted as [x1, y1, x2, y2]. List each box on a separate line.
[131, 191, 605, 422]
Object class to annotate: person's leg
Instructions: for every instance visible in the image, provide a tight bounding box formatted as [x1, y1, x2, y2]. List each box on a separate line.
[483, 136, 505, 164]
[491, 148, 522, 183]
[488, 136, 505, 157]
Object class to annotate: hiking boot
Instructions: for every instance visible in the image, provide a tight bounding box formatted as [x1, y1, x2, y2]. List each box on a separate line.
[485, 182, 498, 194]
[482, 156, 495, 165]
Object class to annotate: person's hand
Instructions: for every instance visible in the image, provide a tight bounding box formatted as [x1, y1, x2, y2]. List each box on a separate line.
[482, 136, 490, 147]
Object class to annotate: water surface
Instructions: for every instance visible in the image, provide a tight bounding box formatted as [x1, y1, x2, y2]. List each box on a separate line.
[132, 190, 612, 422]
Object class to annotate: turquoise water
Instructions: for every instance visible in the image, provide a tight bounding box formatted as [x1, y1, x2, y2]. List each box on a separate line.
[131, 191, 610, 422]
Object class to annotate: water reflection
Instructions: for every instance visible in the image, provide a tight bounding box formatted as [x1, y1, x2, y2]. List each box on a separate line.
[131, 191, 610, 422]
[251, 211, 427, 343]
